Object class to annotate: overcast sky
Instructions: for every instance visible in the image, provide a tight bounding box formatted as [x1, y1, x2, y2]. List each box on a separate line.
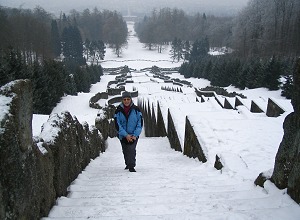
[0, 0, 249, 16]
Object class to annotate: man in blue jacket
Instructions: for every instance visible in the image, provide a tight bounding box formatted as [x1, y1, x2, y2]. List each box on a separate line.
[114, 91, 143, 172]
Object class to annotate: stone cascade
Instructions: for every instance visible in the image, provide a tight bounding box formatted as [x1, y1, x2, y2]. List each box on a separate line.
[0, 80, 105, 219]
[89, 68, 140, 109]
[138, 80, 299, 204]
[102, 67, 298, 205]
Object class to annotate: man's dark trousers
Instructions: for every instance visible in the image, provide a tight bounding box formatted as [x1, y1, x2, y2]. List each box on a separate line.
[121, 139, 138, 168]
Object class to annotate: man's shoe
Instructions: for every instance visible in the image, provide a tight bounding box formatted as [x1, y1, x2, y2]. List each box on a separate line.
[129, 168, 136, 172]
[125, 166, 129, 170]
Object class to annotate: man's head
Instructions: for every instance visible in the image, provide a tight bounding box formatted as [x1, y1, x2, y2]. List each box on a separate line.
[122, 91, 132, 106]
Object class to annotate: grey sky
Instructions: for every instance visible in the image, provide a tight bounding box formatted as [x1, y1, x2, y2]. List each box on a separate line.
[0, 0, 249, 16]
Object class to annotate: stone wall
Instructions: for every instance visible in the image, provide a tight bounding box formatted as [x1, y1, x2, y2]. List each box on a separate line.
[89, 92, 109, 109]
[256, 58, 300, 204]
[95, 105, 117, 140]
[270, 58, 300, 203]
[0, 80, 105, 219]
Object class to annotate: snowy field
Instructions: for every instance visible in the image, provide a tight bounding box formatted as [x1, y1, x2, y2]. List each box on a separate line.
[35, 22, 300, 219]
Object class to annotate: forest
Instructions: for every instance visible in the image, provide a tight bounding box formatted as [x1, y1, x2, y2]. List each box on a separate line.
[0, 0, 299, 113]
[0, 6, 128, 114]
[135, 0, 299, 97]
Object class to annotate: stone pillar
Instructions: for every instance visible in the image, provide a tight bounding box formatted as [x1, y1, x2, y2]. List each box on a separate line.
[167, 109, 182, 152]
[266, 98, 285, 117]
[156, 102, 167, 137]
[183, 116, 207, 163]
[269, 58, 300, 203]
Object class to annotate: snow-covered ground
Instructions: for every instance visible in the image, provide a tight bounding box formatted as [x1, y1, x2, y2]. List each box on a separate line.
[36, 22, 300, 219]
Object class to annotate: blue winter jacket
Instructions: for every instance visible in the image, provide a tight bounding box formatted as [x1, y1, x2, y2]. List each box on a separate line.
[114, 102, 143, 140]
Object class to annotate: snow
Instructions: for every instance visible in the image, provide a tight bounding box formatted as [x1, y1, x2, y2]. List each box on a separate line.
[39, 113, 64, 144]
[1, 21, 299, 218]
[0, 95, 12, 134]
[32, 114, 49, 136]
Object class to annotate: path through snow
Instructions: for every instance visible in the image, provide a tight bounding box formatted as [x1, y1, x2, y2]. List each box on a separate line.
[43, 137, 300, 219]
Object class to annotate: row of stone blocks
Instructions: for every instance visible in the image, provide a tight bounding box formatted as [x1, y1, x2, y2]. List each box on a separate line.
[0, 80, 105, 219]
[196, 89, 285, 117]
[138, 99, 206, 162]
[138, 95, 300, 204]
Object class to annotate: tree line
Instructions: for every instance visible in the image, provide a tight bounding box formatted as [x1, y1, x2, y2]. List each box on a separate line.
[0, 6, 128, 114]
[135, 0, 300, 57]
[234, 0, 300, 57]
[134, 8, 233, 53]
[179, 55, 296, 98]
[0, 6, 128, 62]
[135, 0, 299, 98]
[0, 48, 103, 114]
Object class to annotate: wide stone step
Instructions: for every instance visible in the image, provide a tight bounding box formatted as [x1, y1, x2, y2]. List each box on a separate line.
[67, 184, 255, 195]
[56, 190, 271, 207]
[45, 195, 296, 219]
[41, 208, 297, 220]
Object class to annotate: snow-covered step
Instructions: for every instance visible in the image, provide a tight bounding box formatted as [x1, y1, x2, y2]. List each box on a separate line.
[45, 194, 297, 219]
[54, 190, 272, 207]
[67, 186, 256, 199]
[43, 137, 300, 220]
[42, 207, 300, 220]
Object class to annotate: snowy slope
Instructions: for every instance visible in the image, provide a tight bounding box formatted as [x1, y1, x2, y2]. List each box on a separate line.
[38, 22, 300, 219]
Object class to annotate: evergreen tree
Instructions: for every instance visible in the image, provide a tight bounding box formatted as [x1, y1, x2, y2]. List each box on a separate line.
[236, 62, 249, 90]
[65, 72, 77, 95]
[51, 19, 61, 57]
[183, 40, 191, 61]
[74, 65, 90, 92]
[103, 11, 127, 57]
[0, 7, 12, 53]
[281, 75, 293, 99]
[189, 37, 209, 62]
[5, 48, 27, 81]
[95, 40, 106, 63]
[84, 38, 91, 62]
[0, 62, 9, 87]
[178, 62, 189, 77]
[32, 61, 48, 113]
[203, 58, 213, 79]
[62, 25, 84, 64]
[263, 56, 281, 90]
[245, 59, 264, 89]
[170, 37, 183, 62]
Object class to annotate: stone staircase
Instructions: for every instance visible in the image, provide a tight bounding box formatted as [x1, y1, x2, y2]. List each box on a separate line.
[43, 137, 300, 220]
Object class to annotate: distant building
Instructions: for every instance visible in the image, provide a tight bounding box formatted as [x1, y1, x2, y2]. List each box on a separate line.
[123, 4, 138, 22]
[123, 15, 138, 22]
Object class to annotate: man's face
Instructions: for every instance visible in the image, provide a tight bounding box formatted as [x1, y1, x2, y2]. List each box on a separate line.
[122, 97, 131, 106]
